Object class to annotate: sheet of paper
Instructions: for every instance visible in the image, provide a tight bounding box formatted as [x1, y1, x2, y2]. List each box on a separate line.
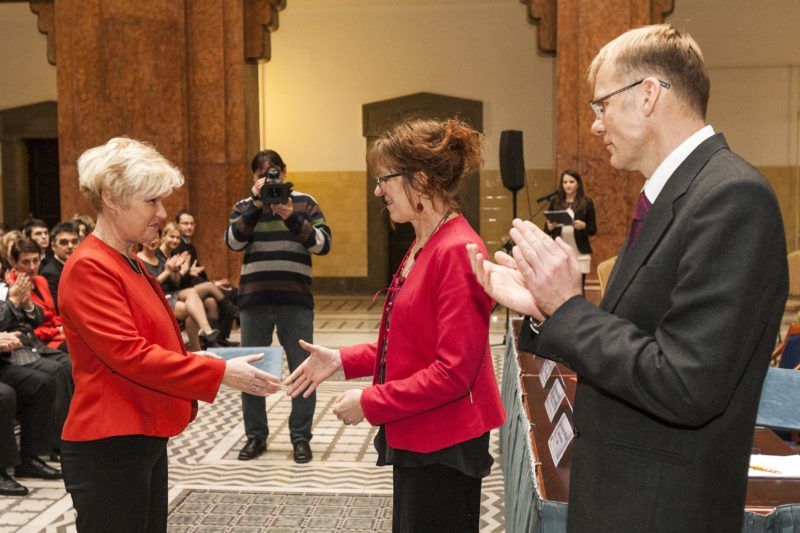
[548, 412, 574, 467]
[748, 454, 800, 478]
[544, 378, 566, 422]
[539, 359, 556, 388]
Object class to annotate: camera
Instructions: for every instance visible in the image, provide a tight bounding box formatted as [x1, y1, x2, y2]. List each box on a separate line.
[258, 167, 293, 205]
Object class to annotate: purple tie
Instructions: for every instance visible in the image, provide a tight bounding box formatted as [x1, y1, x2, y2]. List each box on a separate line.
[628, 191, 652, 249]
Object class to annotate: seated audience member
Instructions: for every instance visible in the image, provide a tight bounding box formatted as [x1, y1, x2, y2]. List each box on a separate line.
[0, 288, 72, 463]
[173, 209, 208, 284]
[0, 230, 21, 272]
[137, 233, 219, 350]
[40, 222, 80, 313]
[162, 221, 239, 346]
[6, 240, 66, 351]
[70, 213, 95, 242]
[21, 218, 52, 266]
[0, 331, 62, 494]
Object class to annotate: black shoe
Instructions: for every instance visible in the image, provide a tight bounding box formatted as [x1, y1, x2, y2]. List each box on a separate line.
[199, 329, 220, 346]
[14, 456, 62, 480]
[217, 338, 240, 347]
[293, 440, 312, 464]
[237, 437, 266, 461]
[0, 471, 29, 496]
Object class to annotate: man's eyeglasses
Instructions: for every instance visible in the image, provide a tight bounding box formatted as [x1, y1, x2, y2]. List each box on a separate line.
[589, 78, 671, 119]
[373, 172, 404, 188]
[57, 238, 80, 246]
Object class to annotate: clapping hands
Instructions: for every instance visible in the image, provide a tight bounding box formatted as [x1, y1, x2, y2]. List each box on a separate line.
[466, 218, 583, 320]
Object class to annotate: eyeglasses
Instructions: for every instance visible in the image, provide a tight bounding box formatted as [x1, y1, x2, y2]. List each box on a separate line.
[373, 172, 404, 188]
[589, 78, 671, 119]
[57, 238, 80, 246]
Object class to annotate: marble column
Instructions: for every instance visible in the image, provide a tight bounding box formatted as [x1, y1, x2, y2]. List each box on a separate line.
[554, 0, 674, 271]
[54, 0, 267, 280]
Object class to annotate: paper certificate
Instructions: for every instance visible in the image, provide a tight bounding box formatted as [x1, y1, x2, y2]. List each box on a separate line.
[548, 413, 575, 467]
[539, 359, 556, 388]
[544, 379, 566, 422]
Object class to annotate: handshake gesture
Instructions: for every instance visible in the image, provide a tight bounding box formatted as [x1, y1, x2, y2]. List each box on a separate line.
[284, 340, 365, 426]
[466, 218, 583, 321]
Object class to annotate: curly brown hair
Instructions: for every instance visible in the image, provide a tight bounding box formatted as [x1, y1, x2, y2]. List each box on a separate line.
[367, 117, 483, 213]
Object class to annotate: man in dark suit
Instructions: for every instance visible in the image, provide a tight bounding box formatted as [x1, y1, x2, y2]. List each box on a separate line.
[39, 221, 80, 313]
[469, 24, 788, 532]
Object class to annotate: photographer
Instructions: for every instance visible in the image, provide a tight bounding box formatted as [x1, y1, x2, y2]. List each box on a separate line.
[225, 149, 331, 463]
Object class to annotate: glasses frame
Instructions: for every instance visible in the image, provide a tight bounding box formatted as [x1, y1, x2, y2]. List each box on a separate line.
[589, 78, 671, 119]
[373, 172, 404, 188]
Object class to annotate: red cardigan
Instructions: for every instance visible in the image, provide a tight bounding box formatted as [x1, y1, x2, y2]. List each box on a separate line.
[58, 234, 226, 441]
[5, 269, 65, 349]
[341, 216, 506, 453]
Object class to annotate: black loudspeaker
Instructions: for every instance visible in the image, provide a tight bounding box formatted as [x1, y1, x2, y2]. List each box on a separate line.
[499, 130, 526, 192]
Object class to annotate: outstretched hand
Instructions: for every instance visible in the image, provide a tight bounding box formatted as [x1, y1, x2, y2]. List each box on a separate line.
[221, 353, 281, 396]
[284, 340, 341, 398]
[466, 243, 545, 320]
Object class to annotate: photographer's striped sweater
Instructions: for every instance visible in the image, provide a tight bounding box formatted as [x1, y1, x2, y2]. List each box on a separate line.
[225, 191, 331, 310]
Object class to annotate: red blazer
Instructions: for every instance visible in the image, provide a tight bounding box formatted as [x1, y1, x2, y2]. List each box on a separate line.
[58, 234, 226, 441]
[340, 216, 506, 453]
[5, 269, 65, 349]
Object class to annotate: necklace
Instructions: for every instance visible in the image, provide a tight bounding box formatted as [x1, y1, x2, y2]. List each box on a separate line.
[93, 231, 143, 275]
[412, 210, 453, 261]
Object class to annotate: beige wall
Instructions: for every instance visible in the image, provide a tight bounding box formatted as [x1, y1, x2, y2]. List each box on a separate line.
[668, 0, 800, 250]
[290, 171, 368, 278]
[0, 5, 56, 111]
[259, 0, 555, 172]
[0, 3, 58, 224]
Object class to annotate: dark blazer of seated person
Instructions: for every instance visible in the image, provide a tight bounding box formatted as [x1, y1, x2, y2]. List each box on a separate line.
[39, 258, 64, 314]
[0, 299, 73, 446]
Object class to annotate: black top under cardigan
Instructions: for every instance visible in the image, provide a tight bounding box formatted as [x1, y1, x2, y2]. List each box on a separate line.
[544, 197, 597, 254]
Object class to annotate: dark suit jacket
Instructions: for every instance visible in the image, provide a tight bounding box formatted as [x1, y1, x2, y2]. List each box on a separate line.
[519, 134, 788, 532]
[39, 257, 64, 313]
[545, 197, 597, 254]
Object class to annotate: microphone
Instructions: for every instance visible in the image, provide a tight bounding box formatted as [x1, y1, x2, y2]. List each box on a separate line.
[536, 190, 558, 203]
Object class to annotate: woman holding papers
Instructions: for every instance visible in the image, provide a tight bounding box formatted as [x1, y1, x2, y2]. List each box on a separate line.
[286, 118, 505, 533]
[545, 170, 597, 290]
[58, 137, 280, 532]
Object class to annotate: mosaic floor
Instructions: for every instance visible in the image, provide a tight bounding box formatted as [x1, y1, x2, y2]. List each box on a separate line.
[0, 296, 508, 532]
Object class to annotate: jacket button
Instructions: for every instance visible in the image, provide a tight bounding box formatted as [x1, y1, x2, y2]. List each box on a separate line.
[573, 424, 580, 438]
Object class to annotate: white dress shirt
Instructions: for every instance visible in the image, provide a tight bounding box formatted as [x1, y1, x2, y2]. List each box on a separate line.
[643, 125, 715, 203]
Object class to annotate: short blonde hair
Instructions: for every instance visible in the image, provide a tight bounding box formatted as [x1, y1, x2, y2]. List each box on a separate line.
[77, 137, 184, 212]
[588, 23, 710, 119]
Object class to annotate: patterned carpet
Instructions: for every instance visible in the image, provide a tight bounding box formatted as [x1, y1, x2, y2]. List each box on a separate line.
[0, 296, 507, 532]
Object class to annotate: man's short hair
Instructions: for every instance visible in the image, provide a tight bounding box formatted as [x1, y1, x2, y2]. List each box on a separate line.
[175, 209, 193, 224]
[51, 221, 80, 241]
[11, 239, 41, 262]
[20, 217, 48, 238]
[588, 23, 710, 119]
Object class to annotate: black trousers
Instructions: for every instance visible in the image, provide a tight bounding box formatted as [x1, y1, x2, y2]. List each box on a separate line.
[62, 435, 169, 533]
[392, 463, 483, 533]
[0, 359, 60, 462]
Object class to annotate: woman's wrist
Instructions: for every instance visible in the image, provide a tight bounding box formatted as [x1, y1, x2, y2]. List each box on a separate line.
[332, 349, 342, 370]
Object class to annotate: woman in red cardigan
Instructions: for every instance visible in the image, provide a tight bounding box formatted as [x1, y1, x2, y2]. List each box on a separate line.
[286, 118, 506, 533]
[58, 137, 280, 533]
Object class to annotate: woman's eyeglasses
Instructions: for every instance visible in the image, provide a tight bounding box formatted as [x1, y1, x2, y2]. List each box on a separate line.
[373, 172, 404, 188]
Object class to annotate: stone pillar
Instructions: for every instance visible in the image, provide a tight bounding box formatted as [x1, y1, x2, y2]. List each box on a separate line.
[553, 0, 674, 270]
[54, 0, 269, 280]
[524, 0, 673, 273]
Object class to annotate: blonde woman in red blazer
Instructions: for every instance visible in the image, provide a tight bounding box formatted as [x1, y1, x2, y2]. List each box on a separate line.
[58, 138, 280, 533]
[286, 119, 506, 533]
